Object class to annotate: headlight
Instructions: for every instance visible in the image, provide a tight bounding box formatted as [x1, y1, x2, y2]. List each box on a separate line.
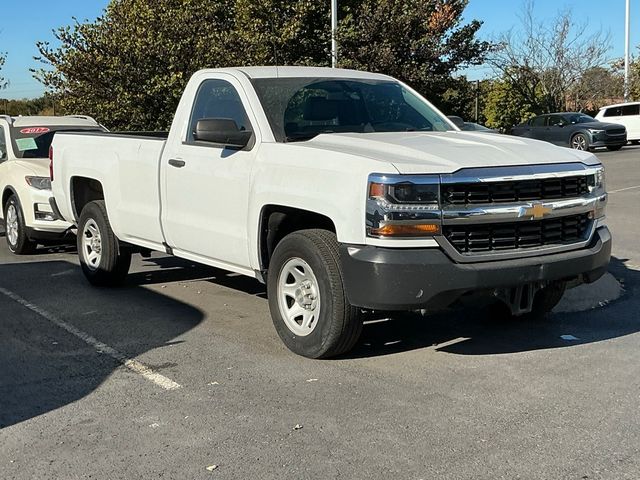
[588, 129, 605, 135]
[25, 176, 52, 190]
[588, 166, 605, 192]
[367, 174, 441, 238]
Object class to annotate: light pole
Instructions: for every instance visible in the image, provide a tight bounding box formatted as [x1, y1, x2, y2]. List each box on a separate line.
[624, 0, 631, 102]
[331, 0, 338, 68]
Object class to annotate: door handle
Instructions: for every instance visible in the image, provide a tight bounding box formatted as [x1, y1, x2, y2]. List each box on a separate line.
[168, 159, 186, 168]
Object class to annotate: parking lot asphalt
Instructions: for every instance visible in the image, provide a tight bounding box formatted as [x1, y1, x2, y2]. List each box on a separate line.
[1, 146, 640, 480]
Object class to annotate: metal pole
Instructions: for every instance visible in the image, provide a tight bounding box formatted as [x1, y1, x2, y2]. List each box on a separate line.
[331, 0, 338, 68]
[474, 80, 480, 122]
[624, 0, 631, 102]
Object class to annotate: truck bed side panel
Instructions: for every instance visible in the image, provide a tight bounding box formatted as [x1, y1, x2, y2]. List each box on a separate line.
[53, 133, 166, 248]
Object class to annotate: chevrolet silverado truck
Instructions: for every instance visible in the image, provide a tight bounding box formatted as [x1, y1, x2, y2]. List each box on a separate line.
[50, 67, 611, 358]
[0, 115, 105, 253]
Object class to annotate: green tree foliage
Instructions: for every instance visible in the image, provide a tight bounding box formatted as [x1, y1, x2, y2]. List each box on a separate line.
[0, 96, 57, 116]
[34, 0, 490, 130]
[338, 0, 490, 115]
[482, 78, 535, 132]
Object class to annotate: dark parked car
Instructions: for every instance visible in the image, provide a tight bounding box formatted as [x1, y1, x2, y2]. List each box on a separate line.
[511, 113, 627, 151]
[447, 116, 499, 133]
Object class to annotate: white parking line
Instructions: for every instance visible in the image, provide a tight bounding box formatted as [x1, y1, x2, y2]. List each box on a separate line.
[608, 185, 640, 194]
[0, 287, 182, 391]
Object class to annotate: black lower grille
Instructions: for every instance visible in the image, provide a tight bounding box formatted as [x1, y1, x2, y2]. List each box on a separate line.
[442, 176, 590, 205]
[606, 128, 626, 135]
[443, 214, 591, 254]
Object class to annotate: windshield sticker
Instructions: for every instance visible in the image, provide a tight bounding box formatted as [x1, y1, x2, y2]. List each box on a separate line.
[20, 127, 50, 135]
[15, 137, 38, 151]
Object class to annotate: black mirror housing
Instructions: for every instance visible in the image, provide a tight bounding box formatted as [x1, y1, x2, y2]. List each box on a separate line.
[194, 118, 252, 149]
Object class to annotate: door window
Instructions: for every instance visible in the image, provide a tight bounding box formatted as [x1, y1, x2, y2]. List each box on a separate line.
[547, 115, 566, 126]
[0, 127, 7, 162]
[604, 107, 623, 117]
[621, 104, 640, 116]
[530, 116, 545, 127]
[187, 79, 252, 143]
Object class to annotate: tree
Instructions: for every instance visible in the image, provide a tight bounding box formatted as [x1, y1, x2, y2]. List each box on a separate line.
[488, 0, 612, 114]
[571, 65, 623, 114]
[482, 78, 535, 131]
[34, 0, 490, 130]
[0, 51, 7, 90]
[338, 0, 491, 115]
[0, 96, 56, 116]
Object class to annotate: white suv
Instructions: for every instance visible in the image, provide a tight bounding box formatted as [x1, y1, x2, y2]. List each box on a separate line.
[0, 115, 105, 254]
[595, 102, 640, 144]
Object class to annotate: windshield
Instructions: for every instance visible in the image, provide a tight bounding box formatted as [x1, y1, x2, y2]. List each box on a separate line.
[10, 125, 105, 159]
[567, 114, 596, 124]
[251, 77, 453, 142]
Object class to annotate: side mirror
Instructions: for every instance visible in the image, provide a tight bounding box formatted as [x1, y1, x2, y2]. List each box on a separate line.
[194, 118, 252, 149]
[447, 116, 465, 129]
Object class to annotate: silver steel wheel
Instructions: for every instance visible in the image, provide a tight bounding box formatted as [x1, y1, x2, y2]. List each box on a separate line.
[277, 258, 321, 337]
[81, 219, 103, 271]
[571, 134, 587, 150]
[6, 204, 19, 247]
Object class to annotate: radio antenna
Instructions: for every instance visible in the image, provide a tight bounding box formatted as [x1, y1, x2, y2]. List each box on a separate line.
[269, 19, 280, 78]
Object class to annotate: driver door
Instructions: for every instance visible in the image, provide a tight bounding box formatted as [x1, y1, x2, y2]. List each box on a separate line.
[161, 76, 258, 272]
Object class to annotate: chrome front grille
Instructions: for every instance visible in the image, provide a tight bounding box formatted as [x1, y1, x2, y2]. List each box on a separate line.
[441, 175, 590, 205]
[443, 214, 591, 254]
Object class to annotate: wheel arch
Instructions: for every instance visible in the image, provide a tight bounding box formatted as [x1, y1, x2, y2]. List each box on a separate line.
[257, 205, 337, 274]
[2, 185, 18, 212]
[70, 176, 105, 221]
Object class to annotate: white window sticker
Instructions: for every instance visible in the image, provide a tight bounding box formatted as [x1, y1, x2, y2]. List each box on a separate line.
[15, 137, 38, 151]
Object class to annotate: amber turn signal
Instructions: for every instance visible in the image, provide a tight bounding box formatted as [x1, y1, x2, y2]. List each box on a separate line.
[370, 223, 441, 237]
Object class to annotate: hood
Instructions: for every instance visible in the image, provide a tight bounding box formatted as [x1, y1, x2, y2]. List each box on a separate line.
[13, 158, 50, 177]
[579, 121, 625, 130]
[299, 131, 598, 174]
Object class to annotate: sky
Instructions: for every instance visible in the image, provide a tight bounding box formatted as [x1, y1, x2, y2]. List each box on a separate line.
[0, 0, 638, 99]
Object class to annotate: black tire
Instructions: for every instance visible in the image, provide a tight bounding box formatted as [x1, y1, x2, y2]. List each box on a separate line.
[77, 200, 131, 287]
[570, 133, 590, 151]
[3, 194, 37, 255]
[607, 145, 623, 151]
[267, 229, 362, 359]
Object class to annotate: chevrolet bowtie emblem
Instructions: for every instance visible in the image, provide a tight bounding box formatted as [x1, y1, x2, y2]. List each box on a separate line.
[522, 203, 552, 220]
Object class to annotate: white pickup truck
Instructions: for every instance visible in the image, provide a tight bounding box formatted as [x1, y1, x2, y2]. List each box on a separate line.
[50, 67, 611, 358]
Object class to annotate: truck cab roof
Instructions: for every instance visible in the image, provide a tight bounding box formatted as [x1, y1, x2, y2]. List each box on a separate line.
[201, 66, 393, 81]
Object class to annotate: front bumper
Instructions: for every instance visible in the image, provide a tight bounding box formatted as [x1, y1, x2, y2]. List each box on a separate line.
[590, 133, 627, 148]
[340, 227, 611, 311]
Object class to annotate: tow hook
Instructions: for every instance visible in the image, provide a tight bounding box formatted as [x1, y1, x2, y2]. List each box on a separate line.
[494, 282, 544, 316]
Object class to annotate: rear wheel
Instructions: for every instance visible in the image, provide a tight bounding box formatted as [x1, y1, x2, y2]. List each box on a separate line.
[4, 195, 37, 255]
[267, 229, 362, 359]
[571, 133, 590, 151]
[77, 200, 131, 286]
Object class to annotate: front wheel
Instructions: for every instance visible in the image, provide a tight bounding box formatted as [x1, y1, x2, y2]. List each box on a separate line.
[570, 133, 590, 151]
[77, 200, 131, 286]
[4, 195, 37, 255]
[267, 229, 362, 359]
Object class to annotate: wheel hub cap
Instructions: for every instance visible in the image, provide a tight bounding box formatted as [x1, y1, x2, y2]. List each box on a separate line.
[6, 205, 18, 246]
[82, 219, 102, 271]
[277, 258, 321, 337]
